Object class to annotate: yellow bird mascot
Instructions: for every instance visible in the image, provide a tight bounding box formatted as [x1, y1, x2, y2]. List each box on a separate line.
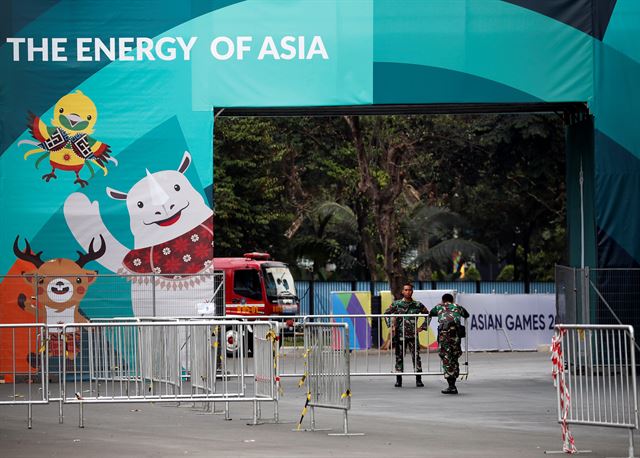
[20, 90, 116, 187]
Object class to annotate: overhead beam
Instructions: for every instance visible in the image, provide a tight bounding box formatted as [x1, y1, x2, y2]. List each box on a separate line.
[214, 102, 588, 118]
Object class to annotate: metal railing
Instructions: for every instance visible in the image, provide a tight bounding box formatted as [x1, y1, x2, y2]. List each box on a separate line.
[215, 313, 468, 379]
[0, 324, 48, 429]
[1, 312, 470, 429]
[301, 322, 360, 435]
[1, 320, 278, 428]
[553, 324, 638, 457]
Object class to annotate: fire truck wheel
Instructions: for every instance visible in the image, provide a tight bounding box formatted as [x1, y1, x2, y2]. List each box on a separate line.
[225, 328, 254, 357]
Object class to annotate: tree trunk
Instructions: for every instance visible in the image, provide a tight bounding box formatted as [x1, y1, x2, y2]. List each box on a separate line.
[523, 224, 532, 293]
[282, 146, 309, 239]
[353, 195, 379, 281]
[344, 115, 410, 298]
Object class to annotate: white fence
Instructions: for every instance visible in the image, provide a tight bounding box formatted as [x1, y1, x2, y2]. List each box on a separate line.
[552, 324, 638, 456]
[225, 314, 468, 378]
[1, 320, 279, 428]
[1, 313, 472, 431]
[0, 324, 48, 429]
[301, 322, 360, 435]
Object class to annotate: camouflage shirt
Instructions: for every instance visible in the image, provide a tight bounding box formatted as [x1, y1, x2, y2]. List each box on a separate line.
[384, 299, 429, 336]
[429, 302, 470, 329]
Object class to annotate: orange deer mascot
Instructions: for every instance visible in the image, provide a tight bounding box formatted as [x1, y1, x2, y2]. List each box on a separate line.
[14, 235, 105, 366]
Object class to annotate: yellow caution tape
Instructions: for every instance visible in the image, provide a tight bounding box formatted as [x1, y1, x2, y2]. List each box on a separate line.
[296, 391, 312, 431]
[341, 389, 351, 399]
[577, 329, 586, 340]
[265, 329, 277, 341]
[298, 373, 307, 387]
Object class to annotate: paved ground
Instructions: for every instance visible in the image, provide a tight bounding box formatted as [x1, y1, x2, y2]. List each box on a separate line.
[0, 352, 635, 457]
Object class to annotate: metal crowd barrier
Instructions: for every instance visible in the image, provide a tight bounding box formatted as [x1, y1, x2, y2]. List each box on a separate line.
[552, 324, 638, 457]
[90, 313, 469, 379]
[212, 314, 467, 379]
[1, 313, 468, 430]
[300, 322, 361, 435]
[305, 314, 467, 377]
[0, 320, 278, 428]
[189, 322, 219, 396]
[251, 322, 281, 423]
[0, 323, 48, 428]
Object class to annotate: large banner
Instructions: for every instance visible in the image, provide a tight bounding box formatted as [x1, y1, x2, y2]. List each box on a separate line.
[381, 291, 554, 351]
[460, 294, 555, 351]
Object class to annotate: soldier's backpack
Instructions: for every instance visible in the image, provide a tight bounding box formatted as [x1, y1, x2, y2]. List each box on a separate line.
[438, 303, 465, 337]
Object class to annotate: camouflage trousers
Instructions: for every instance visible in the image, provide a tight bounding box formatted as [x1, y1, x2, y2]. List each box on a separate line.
[438, 326, 463, 379]
[393, 335, 422, 373]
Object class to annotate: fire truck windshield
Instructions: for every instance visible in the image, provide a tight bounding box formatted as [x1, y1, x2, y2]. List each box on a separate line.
[263, 266, 297, 299]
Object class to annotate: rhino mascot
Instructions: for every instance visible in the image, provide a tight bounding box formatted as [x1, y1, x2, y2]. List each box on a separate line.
[64, 151, 214, 317]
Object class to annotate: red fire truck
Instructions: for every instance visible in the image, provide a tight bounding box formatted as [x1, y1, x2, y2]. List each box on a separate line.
[213, 253, 299, 354]
[214, 252, 299, 317]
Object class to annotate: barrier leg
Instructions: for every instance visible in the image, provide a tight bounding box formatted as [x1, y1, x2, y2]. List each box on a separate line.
[28, 404, 32, 429]
[78, 402, 84, 428]
[213, 401, 224, 414]
[628, 428, 635, 458]
[58, 399, 63, 424]
[328, 410, 365, 437]
[251, 400, 257, 425]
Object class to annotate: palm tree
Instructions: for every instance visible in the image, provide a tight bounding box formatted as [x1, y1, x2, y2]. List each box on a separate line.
[402, 203, 495, 280]
[289, 201, 360, 280]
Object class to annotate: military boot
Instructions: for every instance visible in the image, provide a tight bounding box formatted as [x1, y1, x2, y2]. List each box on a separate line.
[394, 375, 402, 387]
[441, 377, 458, 394]
[415, 375, 424, 387]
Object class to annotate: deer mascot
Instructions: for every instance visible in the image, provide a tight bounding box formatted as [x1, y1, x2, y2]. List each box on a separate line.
[14, 235, 105, 364]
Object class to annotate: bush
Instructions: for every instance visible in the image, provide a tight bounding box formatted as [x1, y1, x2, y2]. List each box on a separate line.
[496, 264, 514, 281]
[462, 266, 481, 281]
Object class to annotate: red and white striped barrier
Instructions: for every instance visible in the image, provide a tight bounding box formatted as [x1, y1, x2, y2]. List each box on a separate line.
[551, 328, 577, 454]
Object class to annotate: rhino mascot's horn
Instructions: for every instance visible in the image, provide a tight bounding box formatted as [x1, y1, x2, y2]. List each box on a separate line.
[145, 169, 169, 206]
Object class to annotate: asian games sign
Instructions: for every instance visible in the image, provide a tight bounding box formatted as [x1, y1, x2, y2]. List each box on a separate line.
[412, 292, 555, 351]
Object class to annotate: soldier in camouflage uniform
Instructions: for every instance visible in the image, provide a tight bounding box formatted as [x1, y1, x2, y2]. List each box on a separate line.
[429, 293, 470, 394]
[384, 283, 429, 387]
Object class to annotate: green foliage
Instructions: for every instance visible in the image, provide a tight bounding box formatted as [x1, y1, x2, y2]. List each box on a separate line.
[213, 113, 566, 282]
[214, 117, 294, 256]
[289, 201, 360, 280]
[462, 266, 481, 281]
[497, 265, 515, 281]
